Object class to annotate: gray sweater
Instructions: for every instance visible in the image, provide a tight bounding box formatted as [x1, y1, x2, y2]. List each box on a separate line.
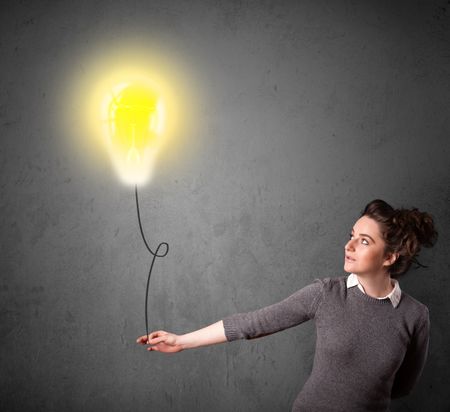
[222, 275, 430, 412]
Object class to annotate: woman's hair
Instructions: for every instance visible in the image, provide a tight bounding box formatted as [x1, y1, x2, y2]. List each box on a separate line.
[360, 199, 438, 278]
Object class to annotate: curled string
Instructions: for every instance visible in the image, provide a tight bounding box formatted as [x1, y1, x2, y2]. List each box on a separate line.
[135, 184, 169, 342]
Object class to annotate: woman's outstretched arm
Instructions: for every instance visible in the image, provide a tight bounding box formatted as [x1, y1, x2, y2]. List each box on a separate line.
[137, 278, 326, 352]
[136, 320, 227, 353]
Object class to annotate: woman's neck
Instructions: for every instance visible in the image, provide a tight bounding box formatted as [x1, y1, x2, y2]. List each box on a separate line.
[355, 272, 394, 298]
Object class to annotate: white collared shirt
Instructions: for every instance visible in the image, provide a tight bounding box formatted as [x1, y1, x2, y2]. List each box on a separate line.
[346, 273, 401, 308]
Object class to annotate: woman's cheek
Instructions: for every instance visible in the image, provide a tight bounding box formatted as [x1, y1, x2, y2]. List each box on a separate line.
[359, 250, 375, 268]
[366, 249, 382, 268]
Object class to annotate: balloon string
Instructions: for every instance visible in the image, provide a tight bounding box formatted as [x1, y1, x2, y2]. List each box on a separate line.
[135, 184, 169, 341]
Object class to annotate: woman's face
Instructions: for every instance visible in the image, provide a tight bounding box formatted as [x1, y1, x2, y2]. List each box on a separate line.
[344, 215, 396, 276]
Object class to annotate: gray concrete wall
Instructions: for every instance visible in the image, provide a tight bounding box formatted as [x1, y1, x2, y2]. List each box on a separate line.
[1, 0, 449, 411]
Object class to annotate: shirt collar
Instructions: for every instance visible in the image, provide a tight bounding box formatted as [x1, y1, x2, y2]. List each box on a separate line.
[346, 273, 401, 308]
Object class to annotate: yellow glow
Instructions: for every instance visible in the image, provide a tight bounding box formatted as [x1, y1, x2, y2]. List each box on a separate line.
[91, 69, 174, 186]
[60, 41, 202, 186]
[101, 79, 166, 185]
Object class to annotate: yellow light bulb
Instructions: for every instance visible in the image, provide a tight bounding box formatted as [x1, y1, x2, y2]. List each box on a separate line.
[101, 81, 165, 185]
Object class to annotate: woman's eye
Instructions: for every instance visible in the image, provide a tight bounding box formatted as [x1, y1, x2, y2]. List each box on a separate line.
[349, 234, 369, 245]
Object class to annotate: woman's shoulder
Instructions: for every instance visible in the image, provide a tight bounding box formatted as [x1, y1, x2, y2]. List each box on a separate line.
[397, 290, 430, 325]
[307, 274, 348, 296]
[399, 289, 429, 309]
[310, 274, 348, 288]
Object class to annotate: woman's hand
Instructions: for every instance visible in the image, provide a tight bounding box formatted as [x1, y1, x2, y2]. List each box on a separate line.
[136, 330, 184, 353]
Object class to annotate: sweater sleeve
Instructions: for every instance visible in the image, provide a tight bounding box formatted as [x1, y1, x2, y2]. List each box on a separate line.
[391, 307, 430, 399]
[222, 278, 324, 342]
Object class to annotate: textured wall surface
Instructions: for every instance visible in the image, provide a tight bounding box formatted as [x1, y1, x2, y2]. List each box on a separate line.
[1, 0, 449, 411]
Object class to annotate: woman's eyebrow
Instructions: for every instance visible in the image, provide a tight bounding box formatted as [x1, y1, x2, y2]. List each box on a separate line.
[351, 228, 376, 243]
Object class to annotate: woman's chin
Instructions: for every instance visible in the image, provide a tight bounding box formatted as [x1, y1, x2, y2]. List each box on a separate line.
[344, 262, 356, 272]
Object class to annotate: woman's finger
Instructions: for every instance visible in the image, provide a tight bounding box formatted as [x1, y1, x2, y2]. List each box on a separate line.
[136, 335, 148, 344]
[149, 335, 169, 345]
[148, 330, 167, 340]
[136, 330, 168, 344]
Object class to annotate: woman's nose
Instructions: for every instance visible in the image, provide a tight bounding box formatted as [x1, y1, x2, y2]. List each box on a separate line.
[345, 239, 355, 251]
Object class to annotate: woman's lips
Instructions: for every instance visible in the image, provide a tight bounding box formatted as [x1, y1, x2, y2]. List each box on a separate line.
[345, 255, 356, 261]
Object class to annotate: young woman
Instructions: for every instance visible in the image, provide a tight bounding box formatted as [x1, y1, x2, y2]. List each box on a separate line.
[136, 199, 438, 411]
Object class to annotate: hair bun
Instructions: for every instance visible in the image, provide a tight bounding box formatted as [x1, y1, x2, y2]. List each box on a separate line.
[394, 207, 438, 248]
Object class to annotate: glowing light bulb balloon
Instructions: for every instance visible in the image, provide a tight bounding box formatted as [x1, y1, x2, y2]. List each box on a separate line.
[101, 81, 165, 185]
[97, 77, 170, 341]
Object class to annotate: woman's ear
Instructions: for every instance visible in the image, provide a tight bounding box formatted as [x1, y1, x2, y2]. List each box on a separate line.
[383, 252, 399, 267]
